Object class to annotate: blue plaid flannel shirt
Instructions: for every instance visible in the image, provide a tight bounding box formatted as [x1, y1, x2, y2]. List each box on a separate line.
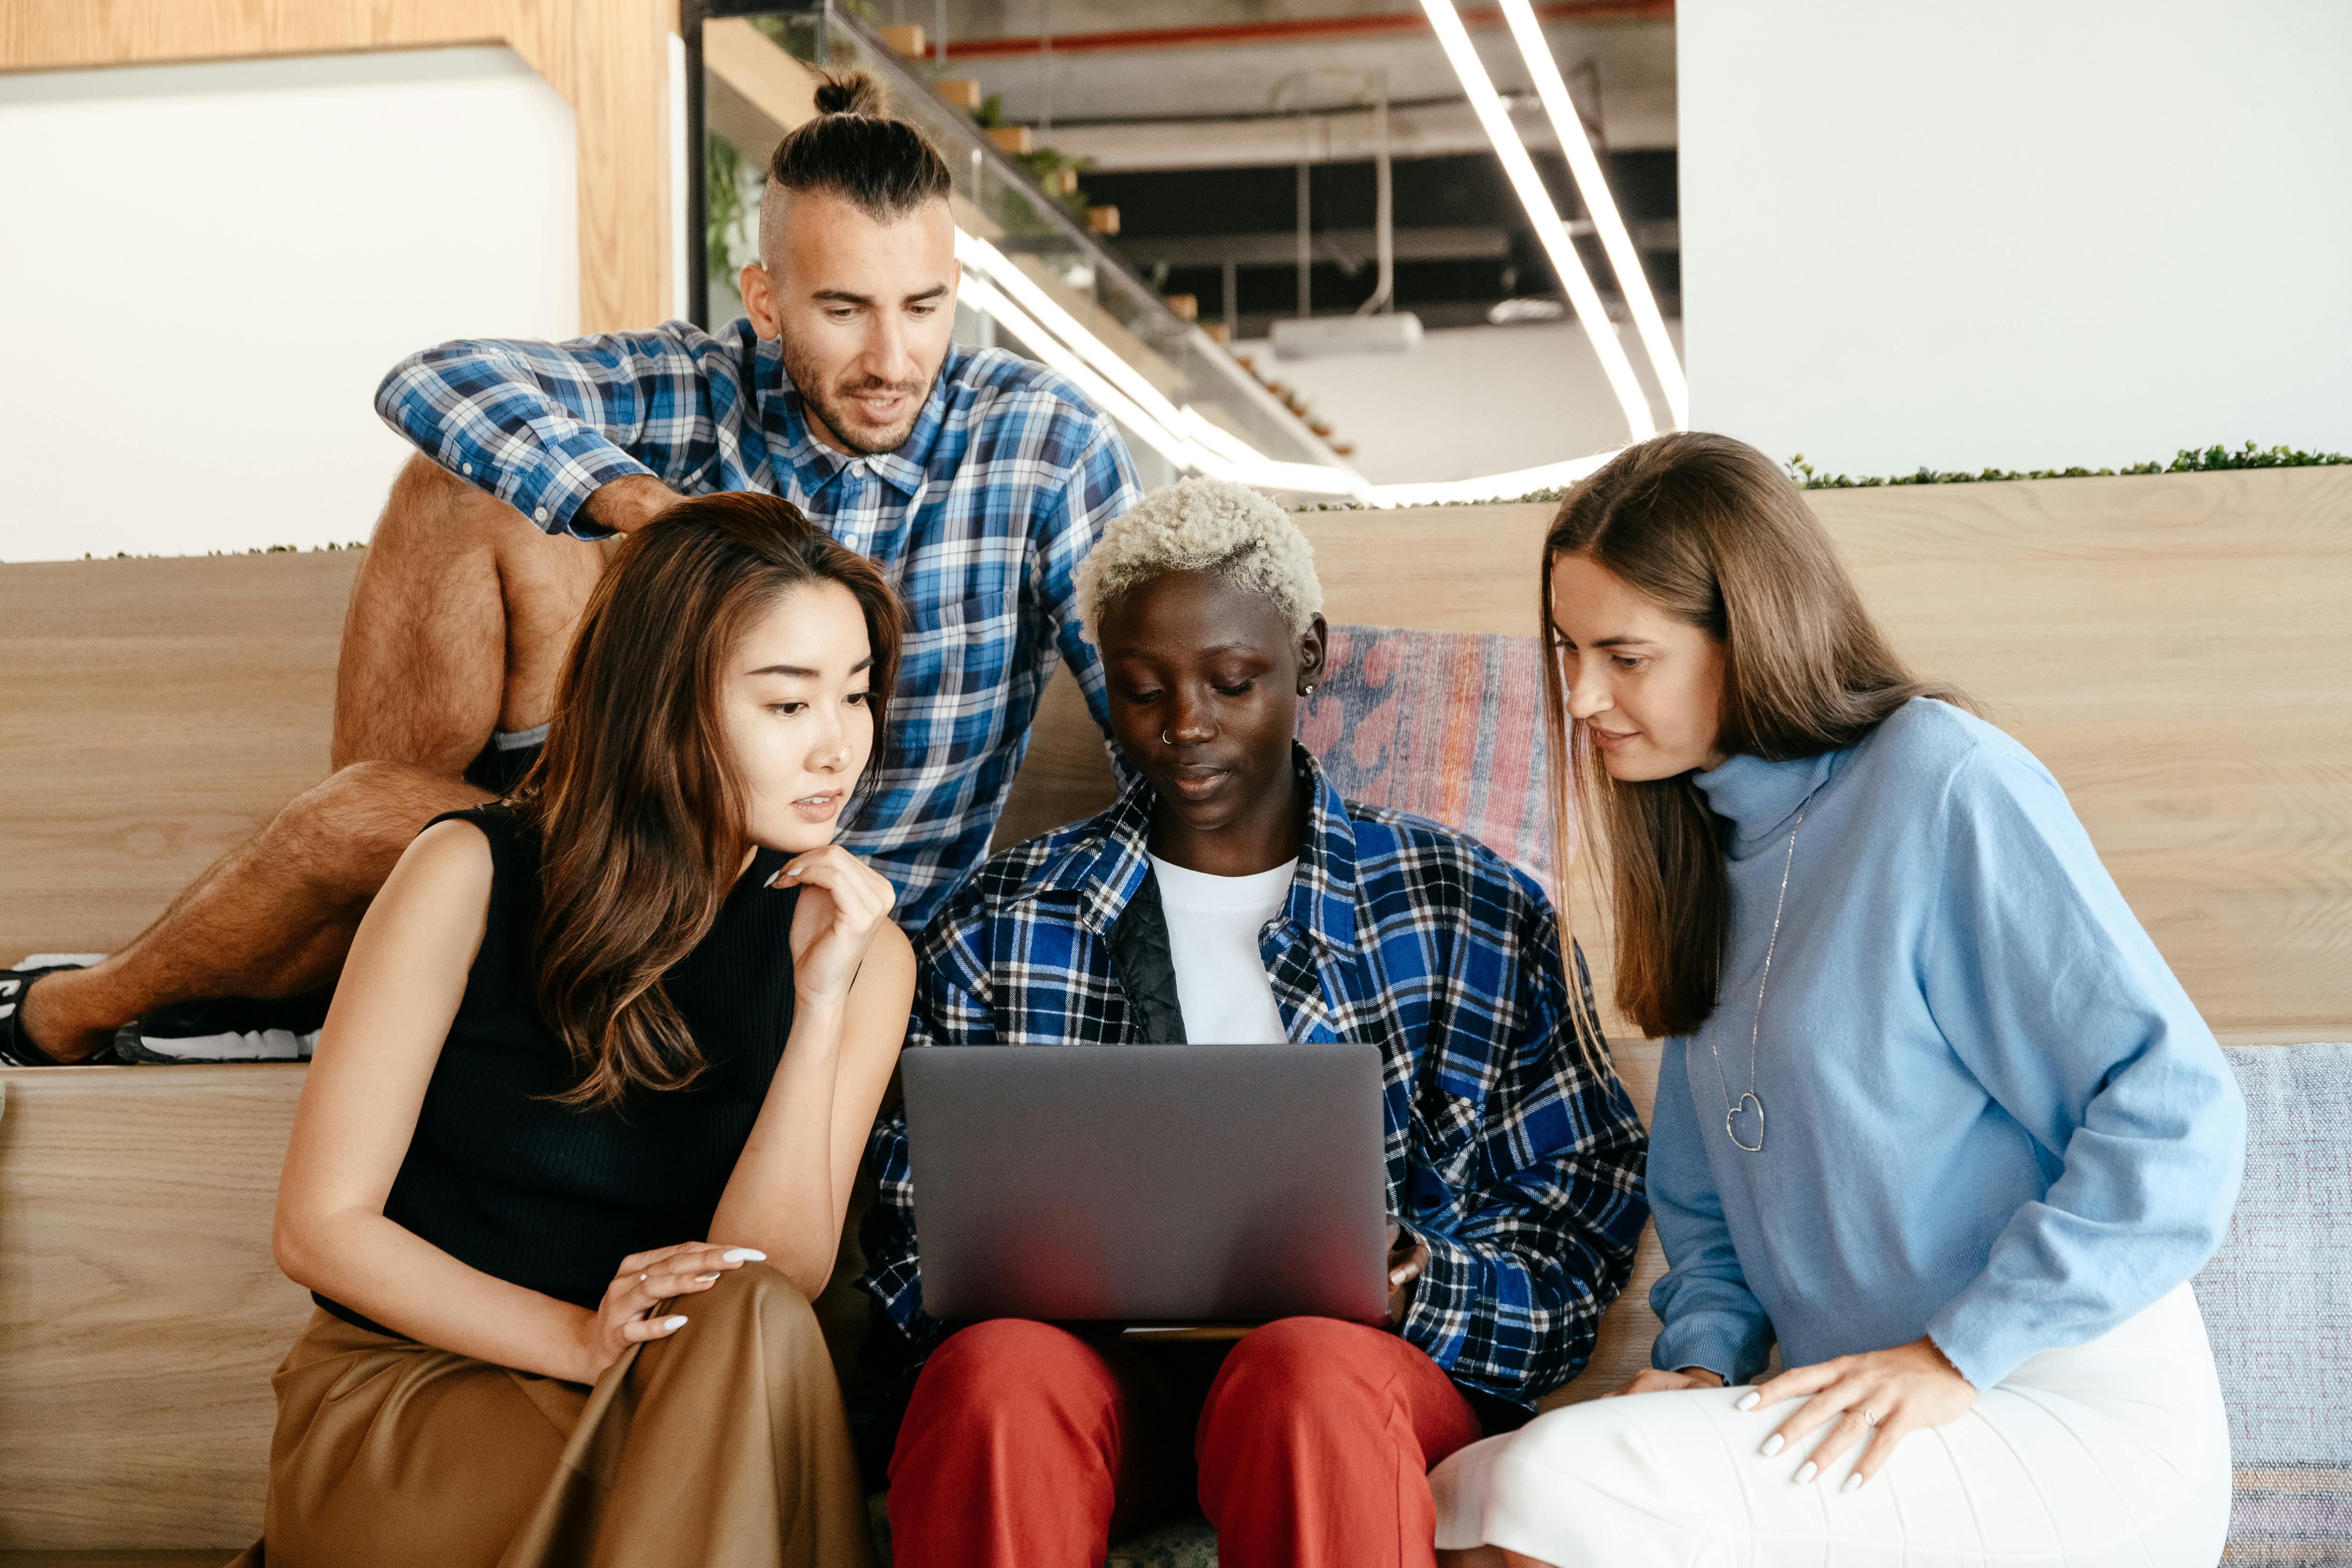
[859, 749, 1650, 1408]
[375, 319, 1140, 931]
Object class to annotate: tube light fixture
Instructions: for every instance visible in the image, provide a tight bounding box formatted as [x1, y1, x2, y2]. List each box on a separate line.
[956, 230, 1362, 493]
[1361, 451, 1619, 508]
[957, 226, 1627, 507]
[1495, 0, 1685, 428]
[1415, 0, 1655, 442]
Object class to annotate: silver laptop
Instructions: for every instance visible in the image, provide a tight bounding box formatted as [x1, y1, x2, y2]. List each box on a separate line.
[902, 1043, 1390, 1323]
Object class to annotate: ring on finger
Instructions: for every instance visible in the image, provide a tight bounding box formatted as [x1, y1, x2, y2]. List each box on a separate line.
[638, 1273, 649, 1285]
[1862, 1407, 1880, 1427]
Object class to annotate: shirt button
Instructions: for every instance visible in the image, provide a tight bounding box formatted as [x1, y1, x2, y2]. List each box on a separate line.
[534, 507, 549, 523]
[461, 462, 472, 476]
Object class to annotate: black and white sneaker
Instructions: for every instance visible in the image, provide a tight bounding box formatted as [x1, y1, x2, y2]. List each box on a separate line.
[0, 960, 124, 1066]
[113, 988, 334, 1064]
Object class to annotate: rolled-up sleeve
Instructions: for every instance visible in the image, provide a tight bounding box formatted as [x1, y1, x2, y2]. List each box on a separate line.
[374, 326, 723, 538]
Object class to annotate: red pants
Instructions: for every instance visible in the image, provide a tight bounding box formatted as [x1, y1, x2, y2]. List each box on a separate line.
[887, 1316, 1483, 1568]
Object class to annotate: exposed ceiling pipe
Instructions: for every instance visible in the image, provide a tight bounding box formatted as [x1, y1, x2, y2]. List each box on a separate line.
[1038, 0, 1053, 135]
[944, 3, 1674, 60]
[1356, 73, 1396, 318]
[1270, 68, 1400, 322]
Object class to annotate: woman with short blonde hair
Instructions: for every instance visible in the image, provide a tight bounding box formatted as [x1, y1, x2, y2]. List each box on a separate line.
[861, 476, 1649, 1568]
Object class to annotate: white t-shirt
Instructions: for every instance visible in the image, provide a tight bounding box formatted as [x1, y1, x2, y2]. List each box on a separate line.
[1148, 855, 1298, 1045]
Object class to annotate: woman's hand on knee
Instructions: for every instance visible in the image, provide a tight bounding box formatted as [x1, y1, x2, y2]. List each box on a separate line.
[1605, 1365, 1725, 1398]
[1739, 1335, 1977, 1490]
[568, 1242, 769, 1382]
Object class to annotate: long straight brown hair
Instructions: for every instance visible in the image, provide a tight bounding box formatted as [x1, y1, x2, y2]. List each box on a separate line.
[514, 492, 902, 1111]
[1540, 432, 1967, 1041]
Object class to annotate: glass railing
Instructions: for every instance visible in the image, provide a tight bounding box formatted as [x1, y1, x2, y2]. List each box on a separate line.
[691, 1, 1366, 498]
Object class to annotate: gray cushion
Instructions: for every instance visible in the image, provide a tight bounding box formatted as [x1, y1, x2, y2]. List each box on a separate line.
[2199, 1043, 2352, 1557]
[868, 1494, 1216, 1567]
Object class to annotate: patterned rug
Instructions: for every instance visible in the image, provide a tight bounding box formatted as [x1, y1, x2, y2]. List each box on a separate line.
[1301, 625, 1553, 886]
[2206, 1043, 2352, 1563]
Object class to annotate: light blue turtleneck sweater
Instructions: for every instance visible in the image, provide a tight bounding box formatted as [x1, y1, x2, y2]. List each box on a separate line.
[1647, 698, 2245, 1390]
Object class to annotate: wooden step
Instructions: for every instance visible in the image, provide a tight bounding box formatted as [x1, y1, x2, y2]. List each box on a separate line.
[0, 1554, 237, 1568]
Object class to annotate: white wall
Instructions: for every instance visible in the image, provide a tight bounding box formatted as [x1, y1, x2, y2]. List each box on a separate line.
[1234, 320, 1678, 486]
[0, 48, 577, 563]
[1679, 0, 2352, 475]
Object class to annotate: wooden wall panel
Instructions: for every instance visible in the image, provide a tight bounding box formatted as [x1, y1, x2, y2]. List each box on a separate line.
[0, 554, 359, 966]
[0, 1067, 310, 1550]
[6, 468, 2345, 1033]
[0, 467, 2344, 1547]
[1001, 472, 2352, 1043]
[1810, 468, 2352, 1043]
[0, 0, 675, 333]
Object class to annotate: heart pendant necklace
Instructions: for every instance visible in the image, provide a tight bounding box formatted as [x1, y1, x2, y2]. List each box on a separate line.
[1708, 808, 1803, 1154]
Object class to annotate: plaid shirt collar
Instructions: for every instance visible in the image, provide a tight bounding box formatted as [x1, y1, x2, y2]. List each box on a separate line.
[755, 335, 953, 501]
[1013, 744, 1363, 955]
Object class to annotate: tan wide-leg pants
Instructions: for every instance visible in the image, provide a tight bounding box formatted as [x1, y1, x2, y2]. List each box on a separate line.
[226, 1263, 874, 1568]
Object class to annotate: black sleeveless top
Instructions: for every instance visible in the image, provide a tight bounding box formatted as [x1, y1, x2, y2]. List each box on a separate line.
[318, 805, 800, 1333]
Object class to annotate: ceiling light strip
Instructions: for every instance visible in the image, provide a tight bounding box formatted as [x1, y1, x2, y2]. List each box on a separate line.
[1417, 0, 1655, 442]
[961, 230, 1628, 504]
[1359, 449, 1619, 507]
[959, 262, 1363, 495]
[1496, 0, 1686, 427]
[956, 231, 1197, 437]
[955, 268, 1199, 465]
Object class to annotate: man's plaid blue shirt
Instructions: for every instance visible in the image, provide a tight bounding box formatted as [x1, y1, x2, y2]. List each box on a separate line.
[859, 750, 1651, 1408]
[376, 319, 1140, 930]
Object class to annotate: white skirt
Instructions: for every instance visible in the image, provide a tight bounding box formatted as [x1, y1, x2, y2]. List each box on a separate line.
[1431, 1283, 2231, 1568]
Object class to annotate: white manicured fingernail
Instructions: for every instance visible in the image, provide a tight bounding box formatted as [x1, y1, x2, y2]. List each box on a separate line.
[1795, 1461, 1818, 1485]
[1841, 1472, 1863, 1494]
[661, 1315, 689, 1330]
[695, 1272, 721, 1282]
[1735, 1390, 1760, 1411]
[1759, 1433, 1784, 1457]
[721, 1248, 766, 1262]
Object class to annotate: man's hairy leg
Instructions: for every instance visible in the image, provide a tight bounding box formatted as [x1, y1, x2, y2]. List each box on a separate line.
[334, 452, 606, 770]
[19, 456, 604, 1059]
[19, 764, 486, 1059]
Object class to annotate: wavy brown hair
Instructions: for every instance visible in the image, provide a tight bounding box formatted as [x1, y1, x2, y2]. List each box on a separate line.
[1540, 432, 1968, 1041]
[513, 492, 901, 1110]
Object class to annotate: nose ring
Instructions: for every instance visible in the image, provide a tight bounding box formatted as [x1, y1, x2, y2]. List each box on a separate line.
[1160, 729, 1172, 746]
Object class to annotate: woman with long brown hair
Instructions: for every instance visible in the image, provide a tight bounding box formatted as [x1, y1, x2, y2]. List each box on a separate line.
[1431, 433, 2244, 1567]
[244, 493, 908, 1568]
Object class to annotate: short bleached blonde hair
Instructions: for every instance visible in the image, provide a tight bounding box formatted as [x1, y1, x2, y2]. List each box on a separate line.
[1075, 476, 1325, 645]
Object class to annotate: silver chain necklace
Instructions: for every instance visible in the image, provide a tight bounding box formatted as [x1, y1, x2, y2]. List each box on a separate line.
[1707, 808, 1802, 1154]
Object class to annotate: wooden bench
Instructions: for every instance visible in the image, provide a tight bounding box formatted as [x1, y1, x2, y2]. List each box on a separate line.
[4, 469, 2347, 1554]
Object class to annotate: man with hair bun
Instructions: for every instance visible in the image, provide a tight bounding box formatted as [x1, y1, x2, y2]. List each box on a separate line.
[4, 72, 1140, 1067]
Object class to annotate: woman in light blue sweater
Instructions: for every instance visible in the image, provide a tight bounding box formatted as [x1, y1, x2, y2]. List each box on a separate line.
[1432, 433, 2245, 1568]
